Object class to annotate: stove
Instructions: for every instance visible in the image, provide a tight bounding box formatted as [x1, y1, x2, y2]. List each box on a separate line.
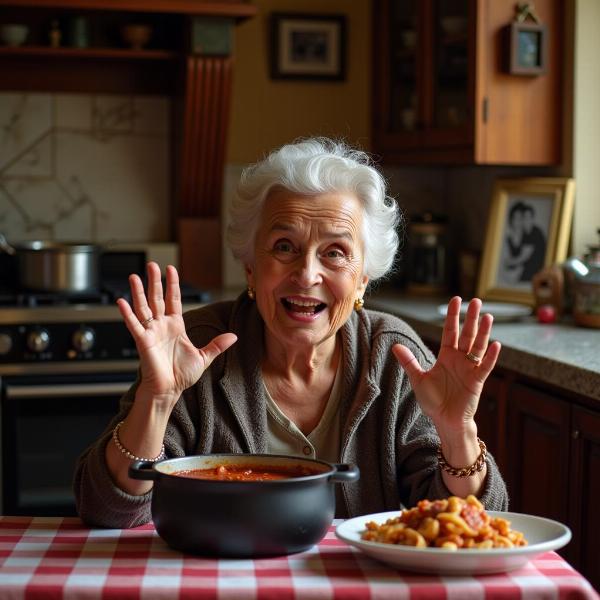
[0, 251, 211, 375]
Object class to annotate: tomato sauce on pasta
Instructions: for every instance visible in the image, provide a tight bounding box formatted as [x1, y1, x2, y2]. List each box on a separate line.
[361, 495, 527, 550]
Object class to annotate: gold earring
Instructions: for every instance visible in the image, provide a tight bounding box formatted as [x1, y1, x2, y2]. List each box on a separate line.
[247, 286, 255, 300]
[354, 297, 364, 311]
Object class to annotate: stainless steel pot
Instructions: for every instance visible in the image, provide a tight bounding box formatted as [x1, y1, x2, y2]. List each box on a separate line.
[0, 234, 101, 293]
[129, 453, 360, 557]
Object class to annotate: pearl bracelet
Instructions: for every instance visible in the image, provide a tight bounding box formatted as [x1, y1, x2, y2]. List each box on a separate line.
[112, 420, 166, 462]
[437, 438, 487, 478]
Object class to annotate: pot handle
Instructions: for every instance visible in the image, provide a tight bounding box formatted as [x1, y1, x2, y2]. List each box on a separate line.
[329, 463, 360, 484]
[129, 460, 160, 481]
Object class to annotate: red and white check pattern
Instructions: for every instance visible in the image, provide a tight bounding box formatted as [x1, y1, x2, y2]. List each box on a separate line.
[0, 516, 597, 600]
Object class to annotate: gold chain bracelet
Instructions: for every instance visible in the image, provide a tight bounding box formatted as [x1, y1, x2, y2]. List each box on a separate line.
[437, 438, 487, 478]
[112, 420, 165, 462]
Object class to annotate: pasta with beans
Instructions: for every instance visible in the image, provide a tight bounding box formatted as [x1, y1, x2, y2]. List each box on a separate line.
[361, 495, 527, 550]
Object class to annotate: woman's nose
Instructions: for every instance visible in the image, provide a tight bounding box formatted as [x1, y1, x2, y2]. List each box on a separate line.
[291, 252, 322, 287]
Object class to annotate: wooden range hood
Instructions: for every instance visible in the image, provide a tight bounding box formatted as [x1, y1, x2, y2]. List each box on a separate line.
[0, 0, 258, 289]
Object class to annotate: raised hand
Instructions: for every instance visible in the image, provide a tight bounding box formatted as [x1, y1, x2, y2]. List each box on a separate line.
[392, 297, 501, 438]
[116, 262, 237, 410]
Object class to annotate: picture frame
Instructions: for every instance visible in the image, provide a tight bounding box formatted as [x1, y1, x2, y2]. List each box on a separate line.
[476, 178, 575, 306]
[507, 21, 548, 75]
[270, 13, 346, 81]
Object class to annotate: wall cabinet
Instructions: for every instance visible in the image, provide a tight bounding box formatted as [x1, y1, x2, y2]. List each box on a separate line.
[372, 0, 563, 165]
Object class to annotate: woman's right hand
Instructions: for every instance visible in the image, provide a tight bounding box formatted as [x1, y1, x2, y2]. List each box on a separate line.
[117, 261, 237, 413]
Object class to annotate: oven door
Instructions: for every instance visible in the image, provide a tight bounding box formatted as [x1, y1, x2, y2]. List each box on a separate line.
[1, 372, 135, 516]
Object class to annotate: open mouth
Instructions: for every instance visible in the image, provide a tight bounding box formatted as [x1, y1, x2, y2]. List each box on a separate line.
[281, 297, 327, 315]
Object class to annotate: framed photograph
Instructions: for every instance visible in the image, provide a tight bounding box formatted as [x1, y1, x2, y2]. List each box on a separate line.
[476, 178, 575, 305]
[507, 21, 548, 75]
[270, 13, 346, 81]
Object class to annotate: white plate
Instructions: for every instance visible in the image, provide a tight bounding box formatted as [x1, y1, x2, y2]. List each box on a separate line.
[335, 511, 571, 575]
[437, 302, 532, 322]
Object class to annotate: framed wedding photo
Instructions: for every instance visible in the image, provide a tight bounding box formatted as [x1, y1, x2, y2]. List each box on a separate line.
[476, 178, 575, 306]
[270, 13, 346, 81]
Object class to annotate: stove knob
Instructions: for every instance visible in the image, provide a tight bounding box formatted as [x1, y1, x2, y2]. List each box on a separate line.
[27, 329, 50, 353]
[0, 333, 13, 355]
[72, 327, 95, 352]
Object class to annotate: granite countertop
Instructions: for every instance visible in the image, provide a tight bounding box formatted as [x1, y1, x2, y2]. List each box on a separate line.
[366, 290, 600, 402]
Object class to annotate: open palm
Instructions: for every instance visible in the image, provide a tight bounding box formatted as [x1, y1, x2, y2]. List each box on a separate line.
[393, 297, 501, 435]
[117, 262, 237, 409]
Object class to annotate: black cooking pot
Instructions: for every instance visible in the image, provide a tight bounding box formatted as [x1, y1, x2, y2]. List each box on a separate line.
[129, 453, 359, 557]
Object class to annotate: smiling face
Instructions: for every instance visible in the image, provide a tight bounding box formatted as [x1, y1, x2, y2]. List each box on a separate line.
[245, 189, 368, 356]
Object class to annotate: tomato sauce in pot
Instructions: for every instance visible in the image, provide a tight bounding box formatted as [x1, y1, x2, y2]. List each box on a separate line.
[173, 464, 321, 481]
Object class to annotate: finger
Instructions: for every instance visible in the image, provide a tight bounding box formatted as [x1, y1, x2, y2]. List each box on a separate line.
[476, 340, 501, 379]
[457, 298, 482, 353]
[392, 343, 424, 388]
[198, 333, 238, 369]
[146, 262, 165, 318]
[469, 313, 493, 359]
[129, 273, 153, 323]
[117, 297, 146, 339]
[164, 265, 182, 316]
[440, 296, 462, 349]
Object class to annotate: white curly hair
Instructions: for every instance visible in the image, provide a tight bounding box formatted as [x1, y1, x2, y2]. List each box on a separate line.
[226, 137, 401, 281]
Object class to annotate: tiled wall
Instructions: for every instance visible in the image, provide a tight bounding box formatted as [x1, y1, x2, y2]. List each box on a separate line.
[0, 93, 171, 245]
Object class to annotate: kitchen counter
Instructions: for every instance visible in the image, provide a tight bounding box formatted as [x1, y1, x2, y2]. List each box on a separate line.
[366, 290, 600, 402]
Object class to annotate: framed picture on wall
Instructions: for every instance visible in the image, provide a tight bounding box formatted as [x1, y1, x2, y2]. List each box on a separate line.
[270, 13, 346, 81]
[507, 21, 548, 75]
[476, 178, 575, 306]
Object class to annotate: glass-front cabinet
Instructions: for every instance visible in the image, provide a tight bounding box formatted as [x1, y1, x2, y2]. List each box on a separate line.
[386, 0, 470, 137]
[372, 0, 563, 165]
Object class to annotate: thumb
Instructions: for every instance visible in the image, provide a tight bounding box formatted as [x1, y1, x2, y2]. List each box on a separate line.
[198, 333, 238, 369]
[392, 343, 424, 388]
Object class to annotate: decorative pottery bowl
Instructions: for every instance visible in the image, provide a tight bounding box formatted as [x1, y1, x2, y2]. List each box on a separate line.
[0, 24, 29, 47]
[121, 24, 152, 50]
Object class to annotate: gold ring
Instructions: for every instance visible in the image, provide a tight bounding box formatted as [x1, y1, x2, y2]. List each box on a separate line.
[465, 351, 482, 365]
[141, 316, 154, 326]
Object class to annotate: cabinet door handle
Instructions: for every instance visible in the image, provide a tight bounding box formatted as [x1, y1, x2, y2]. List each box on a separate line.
[572, 430, 580, 439]
[482, 97, 489, 123]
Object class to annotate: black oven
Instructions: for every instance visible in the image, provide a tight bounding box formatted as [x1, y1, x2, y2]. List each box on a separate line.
[1, 371, 135, 516]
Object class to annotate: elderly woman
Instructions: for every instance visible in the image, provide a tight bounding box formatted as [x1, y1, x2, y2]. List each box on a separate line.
[74, 138, 507, 527]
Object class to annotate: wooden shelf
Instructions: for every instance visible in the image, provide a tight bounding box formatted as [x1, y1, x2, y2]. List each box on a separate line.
[0, 0, 257, 19]
[0, 45, 178, 60]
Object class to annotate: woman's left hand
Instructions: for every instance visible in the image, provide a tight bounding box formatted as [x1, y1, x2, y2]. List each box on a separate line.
[392, 297, 501, 438]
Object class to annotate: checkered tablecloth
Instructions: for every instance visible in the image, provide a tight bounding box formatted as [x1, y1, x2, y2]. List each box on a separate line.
[0, 516, 597, 600]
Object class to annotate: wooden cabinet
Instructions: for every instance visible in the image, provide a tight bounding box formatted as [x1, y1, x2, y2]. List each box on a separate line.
[372, 0, 563, 165]
[500, 379, 600, 590]
[569, 406, 600, 589]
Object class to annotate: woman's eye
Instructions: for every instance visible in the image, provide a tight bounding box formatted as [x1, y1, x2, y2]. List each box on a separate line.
[273, 240, 295, 253]
[324, 248, 346, 260]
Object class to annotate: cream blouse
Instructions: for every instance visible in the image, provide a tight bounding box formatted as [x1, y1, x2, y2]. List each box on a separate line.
[264, 367, 342, 464]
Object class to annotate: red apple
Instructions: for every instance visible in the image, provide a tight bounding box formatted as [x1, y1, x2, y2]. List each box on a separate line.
[536, 304, 557, 323]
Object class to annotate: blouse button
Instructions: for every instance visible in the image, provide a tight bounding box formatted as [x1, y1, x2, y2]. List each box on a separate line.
[303, 445, 312, 456]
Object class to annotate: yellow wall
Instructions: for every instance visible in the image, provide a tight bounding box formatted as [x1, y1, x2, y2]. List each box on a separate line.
[227, 0, 371, 163]
[572, 0, 600, 256]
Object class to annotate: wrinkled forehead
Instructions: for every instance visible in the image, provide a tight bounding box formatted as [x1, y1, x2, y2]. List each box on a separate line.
[260, 189, 364, 237]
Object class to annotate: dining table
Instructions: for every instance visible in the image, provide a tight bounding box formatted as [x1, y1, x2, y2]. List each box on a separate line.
[0, 516, 598, 600]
